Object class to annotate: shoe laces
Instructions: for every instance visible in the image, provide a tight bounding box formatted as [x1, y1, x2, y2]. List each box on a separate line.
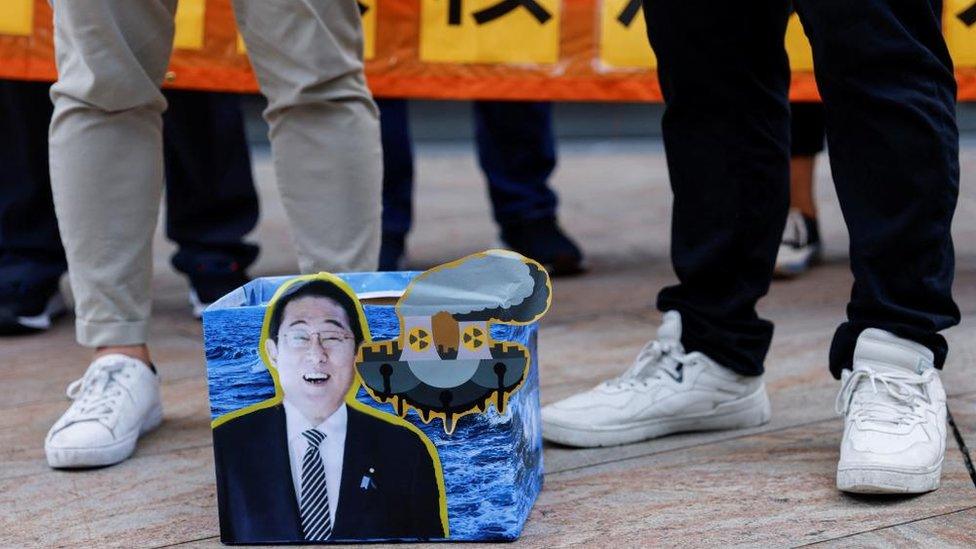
[835, 367, 934, 427]
[603, 339, 693, 390]
[64, 360, 132, 428]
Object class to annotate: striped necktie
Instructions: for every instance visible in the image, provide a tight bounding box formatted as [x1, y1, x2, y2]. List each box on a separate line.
[300, 428, 333, 541]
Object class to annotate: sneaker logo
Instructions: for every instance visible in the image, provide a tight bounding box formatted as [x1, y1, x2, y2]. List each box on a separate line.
[662, 362, 683, 383]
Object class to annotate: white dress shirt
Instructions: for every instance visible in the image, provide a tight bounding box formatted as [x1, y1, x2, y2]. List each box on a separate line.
[284, 400, 347, 522]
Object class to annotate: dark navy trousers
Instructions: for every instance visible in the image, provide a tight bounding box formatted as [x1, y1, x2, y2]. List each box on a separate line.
[0, 82, 258, 294]
[0, 80, 67, 294]
[377, 99, 558, 236]
[644, 0, 960, 377]
[160, 90, 259, 279]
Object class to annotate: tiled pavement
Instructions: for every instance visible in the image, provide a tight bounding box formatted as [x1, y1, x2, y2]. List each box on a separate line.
[1, 138, 974, 547]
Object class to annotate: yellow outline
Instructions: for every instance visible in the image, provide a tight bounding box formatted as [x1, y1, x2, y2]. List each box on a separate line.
[360, 249, 552, 434]
[210, 272, 449, 538]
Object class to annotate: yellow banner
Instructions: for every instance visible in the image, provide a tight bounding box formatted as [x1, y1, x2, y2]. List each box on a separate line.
[362, 0, 377, 60]
[2, 0, 974, 101]
[420, 0, 561, 64]
[0, 0, 32, 36]
[599, 0, 656, 70]
[174, 0, 206, 50]
[947, 0, 976, 66]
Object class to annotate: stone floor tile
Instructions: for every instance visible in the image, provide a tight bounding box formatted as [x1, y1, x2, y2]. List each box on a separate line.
[0, 377, 212, 480]
[0, 446, 218, 548]
[809, 508, 976, 548]
[524, 421, 976, 548]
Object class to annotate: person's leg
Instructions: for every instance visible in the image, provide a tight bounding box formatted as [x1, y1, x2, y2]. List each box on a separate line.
[376, 98, 415, 270]
[46, 0, 175, 468]
[788, 102, 824, 220]
[795, 0, 958, 495]
[0, 80, 68, 332]
[647, 0, 792, 376]
[473, 101, 583, 276]
[795, 0, 959, 376]
[474, 101, 558, 222]
[775, 102, 825, 277]
[49, 0, 176, 358]
[161, 90, 259, 311]
[542, 0, 789, 448]
[232, 0, 382, 274]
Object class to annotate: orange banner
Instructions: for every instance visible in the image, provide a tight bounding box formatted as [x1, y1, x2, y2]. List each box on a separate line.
[1, 0, 975, 101]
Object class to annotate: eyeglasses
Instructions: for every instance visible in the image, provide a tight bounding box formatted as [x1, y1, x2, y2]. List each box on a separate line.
[280, 328, 354, 351]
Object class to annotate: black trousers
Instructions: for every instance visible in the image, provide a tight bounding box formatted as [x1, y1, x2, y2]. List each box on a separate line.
[0, 82, 258, 295]
[790, 102, 825, 157]
[161, 90, 259, 280]
[644, 0, 960, 377]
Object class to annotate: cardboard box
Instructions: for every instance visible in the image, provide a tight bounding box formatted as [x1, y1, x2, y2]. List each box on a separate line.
[203, 251, 550, 543]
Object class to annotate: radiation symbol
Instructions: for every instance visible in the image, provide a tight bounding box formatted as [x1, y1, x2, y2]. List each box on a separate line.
[462, 326, 486, 351]
[408, 328, 432, 352]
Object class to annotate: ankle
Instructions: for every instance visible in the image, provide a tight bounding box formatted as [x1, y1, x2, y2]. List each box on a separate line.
[94, 345, 153, 370]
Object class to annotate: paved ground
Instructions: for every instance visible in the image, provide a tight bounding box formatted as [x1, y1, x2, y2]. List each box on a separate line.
[2, 138, 975, 547]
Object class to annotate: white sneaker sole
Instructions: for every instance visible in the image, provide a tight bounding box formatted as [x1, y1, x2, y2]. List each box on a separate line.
[46, 403, 164, 469]
[0, 292, 67, 334]
[19, 292, 67, 330]
[543, 384, 772, 448]
[774, 244, 821, 278]
[837, 459, 943, 494]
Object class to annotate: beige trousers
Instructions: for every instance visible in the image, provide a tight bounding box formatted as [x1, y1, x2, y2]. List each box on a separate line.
[49, 0, 382, 347]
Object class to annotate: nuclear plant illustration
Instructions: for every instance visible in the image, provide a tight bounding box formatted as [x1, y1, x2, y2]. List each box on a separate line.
[356, 249, 552, 434]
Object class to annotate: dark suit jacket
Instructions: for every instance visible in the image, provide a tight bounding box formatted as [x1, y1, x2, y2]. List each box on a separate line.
[212, 403, 446, 544]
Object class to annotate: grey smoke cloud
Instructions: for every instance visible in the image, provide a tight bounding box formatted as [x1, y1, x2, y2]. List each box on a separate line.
[399, 250, 550, 323]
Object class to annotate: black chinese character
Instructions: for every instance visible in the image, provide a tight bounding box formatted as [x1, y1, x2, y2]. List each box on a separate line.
[473, 0, 552, 25]
[448, 0, 463, 25]
[616, 0, 642, 27]
[444, 0, 551, 26]
[959, 1, 976, 26]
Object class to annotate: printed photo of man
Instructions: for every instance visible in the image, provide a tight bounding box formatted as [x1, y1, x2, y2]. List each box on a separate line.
[212, 276, 447, 543]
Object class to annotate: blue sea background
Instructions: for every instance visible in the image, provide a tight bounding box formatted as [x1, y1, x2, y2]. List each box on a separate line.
[202, 274, 543, 541]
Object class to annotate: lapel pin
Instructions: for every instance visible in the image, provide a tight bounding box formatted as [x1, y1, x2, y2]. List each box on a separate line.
[360, 467, 377, 490]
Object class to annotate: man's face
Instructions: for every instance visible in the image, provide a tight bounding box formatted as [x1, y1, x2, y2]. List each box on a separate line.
[265, 295, 357, 422]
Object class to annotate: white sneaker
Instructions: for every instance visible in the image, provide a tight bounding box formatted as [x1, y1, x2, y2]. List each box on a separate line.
[542, 311, 771, 447]
[45, 354, 163, 468]
[774, 209, 821, 278]
[0, 289, 67, 334]
[835, 329, 947, 494]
